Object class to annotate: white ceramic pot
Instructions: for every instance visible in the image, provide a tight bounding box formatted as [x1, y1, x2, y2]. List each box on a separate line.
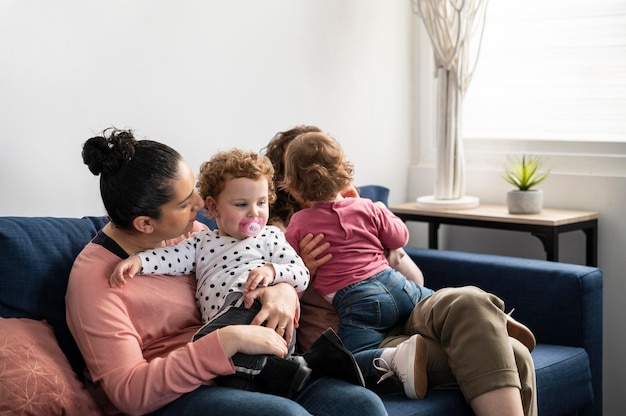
[506, 189, 543, 214]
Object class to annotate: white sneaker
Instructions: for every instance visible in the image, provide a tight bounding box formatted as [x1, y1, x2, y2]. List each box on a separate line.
[373, 334, 427, 399]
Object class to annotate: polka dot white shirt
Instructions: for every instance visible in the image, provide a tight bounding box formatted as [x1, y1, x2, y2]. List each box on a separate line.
[136, 225, 309, 323]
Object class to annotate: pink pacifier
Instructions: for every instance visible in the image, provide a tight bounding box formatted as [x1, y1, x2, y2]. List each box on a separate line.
[240, 218, 264, 237]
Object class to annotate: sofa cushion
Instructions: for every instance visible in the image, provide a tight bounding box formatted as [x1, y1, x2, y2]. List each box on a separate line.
[383, 389, 473, 416]
[532, 344, 593, 416]
[0, 216, 109, 374]
[382, 344, 593, 416]
[0, 317, 100, 415]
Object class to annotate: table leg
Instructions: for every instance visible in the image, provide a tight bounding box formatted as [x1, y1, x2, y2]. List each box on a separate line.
[547, 232, 558, 262]
[531, 229, 559, 262]
[429, 222, 440, 249]
[583, 224, 598, 267]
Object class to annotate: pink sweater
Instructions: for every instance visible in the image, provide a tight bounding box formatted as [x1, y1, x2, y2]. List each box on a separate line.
[66, 222, 234, 415]
[285, 198, 409, 297]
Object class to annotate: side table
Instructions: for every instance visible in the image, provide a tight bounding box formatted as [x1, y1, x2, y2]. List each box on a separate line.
[390, 203, 599, 266]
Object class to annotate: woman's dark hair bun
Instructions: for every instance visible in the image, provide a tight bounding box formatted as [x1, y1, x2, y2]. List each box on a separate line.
[82, 128, 137, 175]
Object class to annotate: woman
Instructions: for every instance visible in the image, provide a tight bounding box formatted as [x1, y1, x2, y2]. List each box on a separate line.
[66, 128, 388, 416]
[262, 125, 538, 416]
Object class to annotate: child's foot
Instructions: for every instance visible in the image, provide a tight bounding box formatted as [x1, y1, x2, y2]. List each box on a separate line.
[373, 334, 428, 399]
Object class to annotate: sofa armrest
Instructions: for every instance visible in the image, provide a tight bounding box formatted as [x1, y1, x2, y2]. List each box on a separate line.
[404, 247, 602, 346]
[404, 246, 603, 414]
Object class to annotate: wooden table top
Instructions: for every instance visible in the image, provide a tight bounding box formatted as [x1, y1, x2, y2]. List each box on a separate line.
[390, 203, 599, 227]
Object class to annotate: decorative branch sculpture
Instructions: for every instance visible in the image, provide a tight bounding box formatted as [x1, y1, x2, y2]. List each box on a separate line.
[412, 0, 488, 203]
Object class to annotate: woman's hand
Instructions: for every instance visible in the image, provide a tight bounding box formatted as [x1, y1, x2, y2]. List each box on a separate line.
[218, 325, 289, 358]
[243, 283, 300, 346]
[298, 233, 332, 277]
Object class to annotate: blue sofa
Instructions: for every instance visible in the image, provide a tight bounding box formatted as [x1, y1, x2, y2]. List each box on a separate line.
[0, 214, 602, 415]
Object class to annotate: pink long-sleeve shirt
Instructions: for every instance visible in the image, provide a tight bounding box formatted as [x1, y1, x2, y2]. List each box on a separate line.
[66, 222, 234, 415]
[285, 198, 409, 298]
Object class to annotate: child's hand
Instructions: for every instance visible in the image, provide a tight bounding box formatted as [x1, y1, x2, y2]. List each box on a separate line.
[110, 255, 142, 288]
[244, 265, 275, 292]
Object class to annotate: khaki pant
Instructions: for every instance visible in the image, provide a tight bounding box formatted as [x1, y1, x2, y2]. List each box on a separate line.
[379, 286, 537, 416]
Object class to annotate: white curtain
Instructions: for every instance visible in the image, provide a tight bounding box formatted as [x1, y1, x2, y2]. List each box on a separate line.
[412, 0, 488, 200]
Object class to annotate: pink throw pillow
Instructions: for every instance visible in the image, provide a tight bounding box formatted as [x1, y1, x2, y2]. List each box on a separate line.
[0, 317, 100, 415]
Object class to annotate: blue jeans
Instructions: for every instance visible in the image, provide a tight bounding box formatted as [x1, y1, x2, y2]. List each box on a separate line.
[333, 268, 434, 353]
[353, 348, 385, 384]
[148, 377, 388, 416]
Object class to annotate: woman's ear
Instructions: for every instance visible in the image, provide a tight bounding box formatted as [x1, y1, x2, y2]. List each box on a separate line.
[205, 196, 219, 217]
[132, 216, 155, 234]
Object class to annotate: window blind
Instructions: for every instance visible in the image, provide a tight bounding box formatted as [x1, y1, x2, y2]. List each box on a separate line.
[462, 0, 626, 143]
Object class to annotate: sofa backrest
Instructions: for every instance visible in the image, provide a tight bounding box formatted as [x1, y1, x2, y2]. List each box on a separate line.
[358, 185, 390, 206]
[0, 186, 388, 375]
[0, 216, 109, 373]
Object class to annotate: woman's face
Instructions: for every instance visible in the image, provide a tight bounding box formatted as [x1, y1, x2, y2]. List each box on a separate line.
[208, 176, 270, 239]
[152, 160, 204, 240]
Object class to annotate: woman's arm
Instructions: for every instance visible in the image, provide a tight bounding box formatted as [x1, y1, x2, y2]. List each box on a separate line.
[67, 246, 231, 414]
[67, 240, 290, 414]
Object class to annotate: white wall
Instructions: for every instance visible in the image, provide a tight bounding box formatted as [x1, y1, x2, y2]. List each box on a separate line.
[1, 1, 624, 414]
[0, 0, 412, 217]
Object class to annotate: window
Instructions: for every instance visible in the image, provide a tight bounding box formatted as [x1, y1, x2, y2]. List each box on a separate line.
[463, 0, 626, 143]
[414, 0, 626, 176]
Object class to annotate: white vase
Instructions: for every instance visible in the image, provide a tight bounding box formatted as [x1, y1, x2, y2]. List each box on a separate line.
[506, 189, 543, 214]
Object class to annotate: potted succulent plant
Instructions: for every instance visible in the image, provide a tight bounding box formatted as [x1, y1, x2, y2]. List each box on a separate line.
[503, 155, 551, 214]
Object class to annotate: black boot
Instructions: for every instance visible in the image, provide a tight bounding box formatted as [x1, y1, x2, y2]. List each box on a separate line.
[301, 328, 365, 387]
[194, 295, 311, 398]
[254, 356, 313, 399]
[217, 355, 312, 399]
